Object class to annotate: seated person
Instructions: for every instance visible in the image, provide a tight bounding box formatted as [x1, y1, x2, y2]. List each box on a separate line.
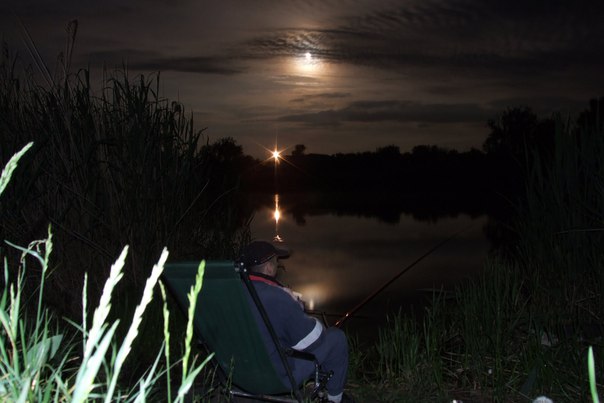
[239, 240, 350, 403]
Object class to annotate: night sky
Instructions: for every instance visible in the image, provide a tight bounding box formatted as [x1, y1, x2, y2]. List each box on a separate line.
[2, 0, 603, 158]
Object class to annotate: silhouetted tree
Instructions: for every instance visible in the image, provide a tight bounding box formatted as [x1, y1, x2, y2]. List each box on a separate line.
[201, 137, 243, 163]
[483, 107, 539, 156]
[376, 145, 400, 156]
[575, 97, 604, 135]
[291, 144, 306, 156]
[199, 137, 251, 192]
[482, 106, 555, 161]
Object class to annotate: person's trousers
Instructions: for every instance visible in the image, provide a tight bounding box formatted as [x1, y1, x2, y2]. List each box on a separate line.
[289, 327, 348, 396]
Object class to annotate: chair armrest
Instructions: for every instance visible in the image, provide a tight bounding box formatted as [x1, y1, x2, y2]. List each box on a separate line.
[284, 347, 317, 363]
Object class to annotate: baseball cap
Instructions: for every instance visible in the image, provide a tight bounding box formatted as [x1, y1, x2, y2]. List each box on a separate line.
[240, 240, 290, 267]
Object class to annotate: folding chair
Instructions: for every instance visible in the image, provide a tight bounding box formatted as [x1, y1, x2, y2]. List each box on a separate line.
[162, 260, 332, 402]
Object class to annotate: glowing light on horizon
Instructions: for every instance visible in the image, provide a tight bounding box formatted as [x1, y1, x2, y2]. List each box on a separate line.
[257, 142, 301, 172]
[272, 149, 281, 161]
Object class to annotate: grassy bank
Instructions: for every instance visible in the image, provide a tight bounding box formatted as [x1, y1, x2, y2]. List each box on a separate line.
[347, 107, 604, 402]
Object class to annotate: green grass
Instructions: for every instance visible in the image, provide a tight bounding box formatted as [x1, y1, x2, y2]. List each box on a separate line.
[1, 230, 212, 402]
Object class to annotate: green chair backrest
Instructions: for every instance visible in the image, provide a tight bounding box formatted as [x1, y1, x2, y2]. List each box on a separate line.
[163, 260, 290, 395]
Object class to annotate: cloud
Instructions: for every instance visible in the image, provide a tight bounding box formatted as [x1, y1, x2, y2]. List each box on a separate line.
[237, 0, 604, 84]
[290, 92, 351, 103]
[129, 56, 244, 75]
[279, 100, 490, 126]
[82, 49, 244, 75]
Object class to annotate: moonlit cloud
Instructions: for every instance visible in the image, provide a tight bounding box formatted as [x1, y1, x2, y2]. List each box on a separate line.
[290, 92, 351, 103]
[81, 49, 243, 75]
[130, 55, 244, 75]
[279, 101, 491, 126]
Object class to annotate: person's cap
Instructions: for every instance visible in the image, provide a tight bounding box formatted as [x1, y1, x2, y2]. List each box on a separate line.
[240, 240, 290, 267]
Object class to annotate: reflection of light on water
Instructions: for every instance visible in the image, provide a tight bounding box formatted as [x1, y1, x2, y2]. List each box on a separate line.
[273, 207, 280, 223]
[296, 284, 326, 312]
[273, 193, 283, 242]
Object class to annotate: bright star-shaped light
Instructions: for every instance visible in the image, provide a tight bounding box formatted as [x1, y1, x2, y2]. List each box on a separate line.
[272, 150, 281, 160]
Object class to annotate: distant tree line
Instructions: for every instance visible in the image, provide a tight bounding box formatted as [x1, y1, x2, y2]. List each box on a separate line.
[246, 144, 489, 194]
[237, 98, 603, 202]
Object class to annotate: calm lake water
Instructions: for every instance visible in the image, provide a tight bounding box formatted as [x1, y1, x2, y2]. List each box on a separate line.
[250, 192, 491, 333]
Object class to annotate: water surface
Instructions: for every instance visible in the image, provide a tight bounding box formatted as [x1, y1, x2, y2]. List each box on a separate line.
[250, 193, 490, 332]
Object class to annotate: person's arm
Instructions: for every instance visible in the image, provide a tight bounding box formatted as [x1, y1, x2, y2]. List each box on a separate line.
[278, 292, 324, 351]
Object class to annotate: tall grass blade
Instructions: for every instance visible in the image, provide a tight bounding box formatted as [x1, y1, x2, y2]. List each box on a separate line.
[82, 273, 88, 350]
[177, 354, 214, 401]
[71, 321, 119, 403]
[0, 142, 33, 197]
[82, 246, 127, 360]
[104, 247, 168, 402]
[589, 347, 600, 403]
[159, 281, 172, 401]
[72, 246, 127, 401]
[182, 260, 205, 381]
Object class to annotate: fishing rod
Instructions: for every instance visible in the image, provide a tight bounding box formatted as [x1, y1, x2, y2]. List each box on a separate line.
[304, 309, 369, 328]
[334, 224, 474, 328]
[305, 310, 369, 319]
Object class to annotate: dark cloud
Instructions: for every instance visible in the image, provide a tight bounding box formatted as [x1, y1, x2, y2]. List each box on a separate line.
[3, 1, 140, 20]
[279, 100, 490, 127]
[130, 56, 244, 75]
[290, 92, 351, 103]
[82, 49, 244, 75]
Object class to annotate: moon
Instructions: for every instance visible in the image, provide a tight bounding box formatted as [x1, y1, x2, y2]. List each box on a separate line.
[295, 51, 321, 74]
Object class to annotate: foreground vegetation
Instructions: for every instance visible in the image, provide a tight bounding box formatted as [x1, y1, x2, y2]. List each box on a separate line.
[347, 104, 604, 401]
[0, 144, 213, 401]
